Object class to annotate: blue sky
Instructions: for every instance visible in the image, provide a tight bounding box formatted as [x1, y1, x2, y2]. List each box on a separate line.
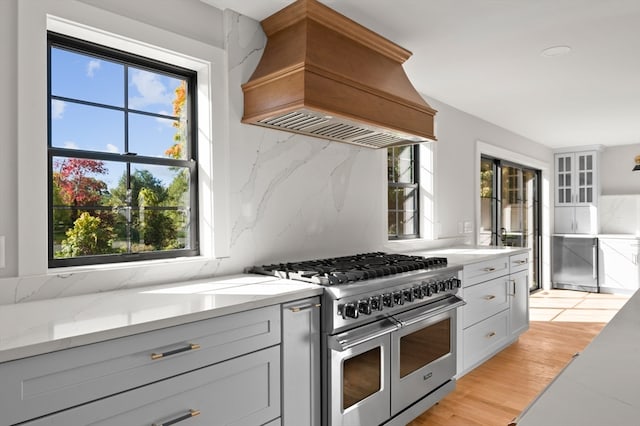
[50, 47, 186, 189]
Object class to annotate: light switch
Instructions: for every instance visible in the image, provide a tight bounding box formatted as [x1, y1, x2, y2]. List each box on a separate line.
[0, 236, 4, 269]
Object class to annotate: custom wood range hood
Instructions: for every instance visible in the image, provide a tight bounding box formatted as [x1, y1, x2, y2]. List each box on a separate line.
[241, 0, 437, 149]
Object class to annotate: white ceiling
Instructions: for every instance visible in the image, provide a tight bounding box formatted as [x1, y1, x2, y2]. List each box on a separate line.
[203, 0, 640, 149]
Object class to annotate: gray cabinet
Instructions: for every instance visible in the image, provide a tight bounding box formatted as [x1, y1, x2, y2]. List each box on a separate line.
[1, 305, 282, 426]
[23, 346, 281, 426]
[281, 297, 321, 426]
[460, 252, 530, 375]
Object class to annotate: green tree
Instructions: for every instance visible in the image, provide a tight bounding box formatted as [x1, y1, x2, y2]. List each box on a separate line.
[139, 188, 179, 250]
[59, 212, 116, 257]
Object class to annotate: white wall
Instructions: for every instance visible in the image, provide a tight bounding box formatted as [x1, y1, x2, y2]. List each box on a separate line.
[426, 97, 554, 241]
[600, 143, 640, 195]
[0, 0, 555, 304]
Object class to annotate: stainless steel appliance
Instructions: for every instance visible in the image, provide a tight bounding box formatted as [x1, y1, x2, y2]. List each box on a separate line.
[552, 236, 599, 292]
[249, 252, 464, 426]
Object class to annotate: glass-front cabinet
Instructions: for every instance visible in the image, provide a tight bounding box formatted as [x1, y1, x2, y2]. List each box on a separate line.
[555, 151, 597, 206]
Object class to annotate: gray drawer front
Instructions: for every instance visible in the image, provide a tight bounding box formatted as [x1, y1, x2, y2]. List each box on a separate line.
[463, 310, 509, 372]
[463, 257, 509, 287]
[463, 277, 509, 328]
[509, 252, 530, 274]
[23, 346, 281, 426]
[0, 305, 280, 425]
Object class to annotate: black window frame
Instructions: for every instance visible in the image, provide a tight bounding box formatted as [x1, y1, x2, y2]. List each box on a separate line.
[47, 32, 199, 268]
[388, 144, 420, 239]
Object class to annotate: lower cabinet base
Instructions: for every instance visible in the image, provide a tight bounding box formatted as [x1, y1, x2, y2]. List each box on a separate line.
[23, 346, 281, 426]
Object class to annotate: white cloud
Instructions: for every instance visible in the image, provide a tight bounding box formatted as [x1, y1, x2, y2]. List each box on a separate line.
[63, 141, 79, 149]
[86, 59, 101, 77]
[51, 100, 66, 119]
[129, 70, 172, 109]
[155, 111, 175, 128]
[106, 143, 120, 153]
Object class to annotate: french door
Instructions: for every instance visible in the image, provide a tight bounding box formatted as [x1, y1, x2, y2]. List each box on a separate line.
[480, 156, 541, 291]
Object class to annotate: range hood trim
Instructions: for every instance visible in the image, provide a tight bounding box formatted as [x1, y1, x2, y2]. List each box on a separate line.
[241, 0, 437, 149]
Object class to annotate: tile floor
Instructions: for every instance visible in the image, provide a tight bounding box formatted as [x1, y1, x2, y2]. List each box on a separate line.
[530, 289, 631, 322]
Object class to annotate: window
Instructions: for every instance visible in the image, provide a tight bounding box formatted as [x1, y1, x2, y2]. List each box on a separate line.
[388, 145, 419, 239]
[48, 32, 199, 267]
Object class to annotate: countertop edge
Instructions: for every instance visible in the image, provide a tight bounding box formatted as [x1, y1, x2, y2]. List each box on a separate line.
[0, 286, 322, 364]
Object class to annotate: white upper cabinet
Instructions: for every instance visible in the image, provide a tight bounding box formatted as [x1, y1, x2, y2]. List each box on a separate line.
[554, 150, 599, 234]
[555, 151, 598, 207]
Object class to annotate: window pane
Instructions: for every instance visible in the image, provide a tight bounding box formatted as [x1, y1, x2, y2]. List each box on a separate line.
[51, 102, 124, 153]
[51, 47, 124, 107]
[128, 67, 186, 115]
[401, 188, 416, 211]
[388, 212, 398, 237]
[128, 112, 185, 159]
[388, 188, 398, 211]
[400, 211, 416, 236]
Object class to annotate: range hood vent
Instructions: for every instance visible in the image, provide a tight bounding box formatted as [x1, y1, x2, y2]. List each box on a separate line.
[241, 0, 437, 149]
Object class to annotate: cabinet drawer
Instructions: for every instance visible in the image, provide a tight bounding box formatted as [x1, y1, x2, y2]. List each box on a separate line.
[510, 252, 530, 274]
[0, 305, 280, 426]
[463, 310, 509, 372]
[463, 257, 509, 287]
[23, 346, 281, 426]
[463, 277, 509, 328]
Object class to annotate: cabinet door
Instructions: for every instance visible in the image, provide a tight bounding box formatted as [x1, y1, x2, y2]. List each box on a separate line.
[282, 297, 321, 426]
[23, 346, 281, 426]
[575, 152, 596, 205]
[573, 206, 594, 234]
[599, 239, 640, 293]
[554, 207, 575, 233]
[555, 154, 574, 206]
[509, 270, 529, 337]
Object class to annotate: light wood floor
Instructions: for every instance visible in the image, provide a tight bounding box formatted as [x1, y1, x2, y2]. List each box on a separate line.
[408, 321, 606, 426]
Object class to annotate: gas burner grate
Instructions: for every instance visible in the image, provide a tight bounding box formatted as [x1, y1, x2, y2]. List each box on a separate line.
[248, 252, 447, 285]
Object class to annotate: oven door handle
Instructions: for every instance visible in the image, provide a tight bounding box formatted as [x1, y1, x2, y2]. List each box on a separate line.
[329, 321, 400, 351]
[393, 296, 466, 328]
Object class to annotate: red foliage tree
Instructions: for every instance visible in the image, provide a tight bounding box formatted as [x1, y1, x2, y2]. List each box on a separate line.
[54, 158, 108, 220]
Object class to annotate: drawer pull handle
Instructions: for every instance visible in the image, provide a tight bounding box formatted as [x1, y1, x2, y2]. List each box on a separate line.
[153, 409, 200, 426]
[487, 331, 496, 338]
[514, 260, 527, 265]
[484, 295, 496, 300]
[483, 267, 496, 272]
[290, 303, 322, 312]
[151, 343, 201, 360]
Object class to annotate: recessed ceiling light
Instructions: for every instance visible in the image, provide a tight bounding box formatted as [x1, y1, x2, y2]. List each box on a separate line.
[540, 45, 572, 58]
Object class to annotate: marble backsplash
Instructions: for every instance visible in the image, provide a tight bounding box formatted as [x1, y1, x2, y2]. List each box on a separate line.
[599, 195, 640, 235]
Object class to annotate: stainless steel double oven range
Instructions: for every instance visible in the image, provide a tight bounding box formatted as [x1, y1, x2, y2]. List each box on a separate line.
[250, 252, 465, 426]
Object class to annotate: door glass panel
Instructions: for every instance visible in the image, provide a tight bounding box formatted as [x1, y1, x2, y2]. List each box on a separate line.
[579, 188, 585, 203]
[558, 158, 564, 172]
[587, 172, 592, 186]
[400, 319, 450, 378]
[479, 158, 495, 246]
[558, 189, 564, 203]
[343, 347, 381, 410]
[579, 172, 585, 186]
[587, 188, 593, 203]
[566, 173, 571, 186]
[579, 155, 585, 170]
[566, 156, 571, 171]
[587, 155, 592, 170]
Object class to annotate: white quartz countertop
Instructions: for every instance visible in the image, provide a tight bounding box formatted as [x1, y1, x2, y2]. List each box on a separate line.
[0, 274, 322, 364]
[515, 289, 640, 425]
[401, 245, 529, 267]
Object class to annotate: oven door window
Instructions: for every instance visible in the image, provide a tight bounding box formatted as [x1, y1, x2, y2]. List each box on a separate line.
[343, 347, 381, 409]
[399, 318, 450, 378]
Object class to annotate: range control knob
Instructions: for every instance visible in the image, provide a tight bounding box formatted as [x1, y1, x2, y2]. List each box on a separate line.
[382, 293, 394, 308]
[403, 288, 414, 303]
[453, 278, 462, 288]
[370, 295, 383, 311]
[421, 283, 432, 297]
[446, 279, 454, 290]
[393, 290, 405, 305]
[358, 299, 372, 315]
[413, 286, 424, 299]
[438, 280, 446, 292]
[341, 302, 359, 319]
[430, 283, 439, 294]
